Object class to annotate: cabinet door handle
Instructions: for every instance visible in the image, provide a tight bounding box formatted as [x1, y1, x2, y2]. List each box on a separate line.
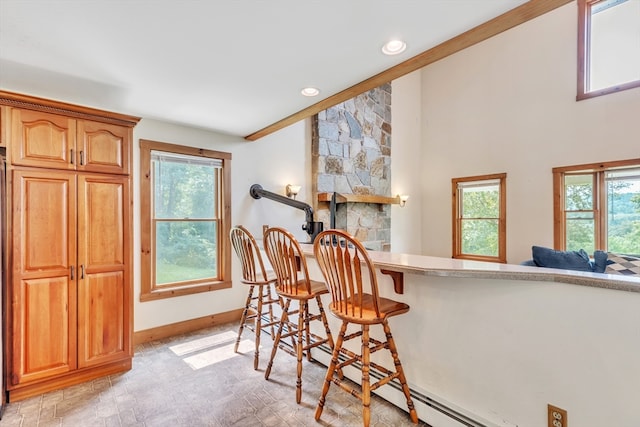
[79, 151, 84, 166]
[70, 265, 74, 280]
[80, 264, 85, 279]
[70, 149, 74, 165]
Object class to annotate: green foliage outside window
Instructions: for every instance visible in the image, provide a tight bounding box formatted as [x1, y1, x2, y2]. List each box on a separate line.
[156, 222, 217, 284]
[607, 183, 640, 255]
[564, 175, 595, 253]
[153, 156, 219, 285]
[564, 172, 640, 256]
[460, 185, 499, 257]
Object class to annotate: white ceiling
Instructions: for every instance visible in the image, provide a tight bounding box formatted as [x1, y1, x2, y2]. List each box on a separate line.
[0, 0, 528, 138]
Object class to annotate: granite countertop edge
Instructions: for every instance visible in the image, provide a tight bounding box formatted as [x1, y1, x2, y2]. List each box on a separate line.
[298, 243, 640, 294]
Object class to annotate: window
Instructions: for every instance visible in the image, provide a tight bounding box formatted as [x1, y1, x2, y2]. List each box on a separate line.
[140, 139, 232, 301]
[553, 159, 640, 255]
[577, 0, 640, 100]
[452, 173, 506, 263]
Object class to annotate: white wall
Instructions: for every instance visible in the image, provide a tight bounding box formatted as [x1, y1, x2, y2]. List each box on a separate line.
[370, 269, 640, 427]
[132, 118, 313, 331]
[416, 2, 640, 263]
[131, 0, 639, 340]
[303, 251, 640, 427]
[390, 70, 423, 254]
[385, 5, 640, 424]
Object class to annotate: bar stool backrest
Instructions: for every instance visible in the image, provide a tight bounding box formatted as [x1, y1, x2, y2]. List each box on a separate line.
[230, 225, 270, 284]
[263, 227, 313, 297]
[313, 229, 381, 320]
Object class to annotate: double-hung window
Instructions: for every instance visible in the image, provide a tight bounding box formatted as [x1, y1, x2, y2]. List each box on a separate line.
[452, 173, 507, 263]
[577, 0, 640, 99]
[553, 159, 640, 255]
[140, 139, 232, 301]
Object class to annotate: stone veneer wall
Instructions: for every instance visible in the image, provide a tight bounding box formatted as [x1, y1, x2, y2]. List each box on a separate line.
[311, 84, 392, 251]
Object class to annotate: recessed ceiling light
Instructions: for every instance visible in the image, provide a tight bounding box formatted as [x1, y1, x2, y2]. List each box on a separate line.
[301, 87, 320, 97]
[382, 40, 407, 55]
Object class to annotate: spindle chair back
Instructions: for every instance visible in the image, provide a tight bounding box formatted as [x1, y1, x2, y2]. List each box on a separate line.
[313, 229, 419, 426]
[262, 226, 335, 404]
[229, 225, 281, 370]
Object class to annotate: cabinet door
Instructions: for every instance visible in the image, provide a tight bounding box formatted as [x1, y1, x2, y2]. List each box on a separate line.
[1, 105, 7, 147]
[77, 120, 130, 175]
[77, 174, 131, 368]
[11, 170, 77, 385]
[10, 109, 76, 170]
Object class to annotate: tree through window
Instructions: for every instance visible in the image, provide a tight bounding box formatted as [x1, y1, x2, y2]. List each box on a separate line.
[452, 173, 506, 263]
[140, 139, 232, 301]
[553, 159, 640, 256]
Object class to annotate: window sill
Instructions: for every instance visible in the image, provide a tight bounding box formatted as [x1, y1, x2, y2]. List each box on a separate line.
[577, 80, 640, 101]
[140, 280, 232, 302]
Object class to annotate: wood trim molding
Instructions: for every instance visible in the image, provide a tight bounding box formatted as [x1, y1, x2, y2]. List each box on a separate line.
[0, 90, 140, 127]
[244, 0, 573, 141]
[576, 0, 640, 100]
[452, 173, 507, 263]
[138, 138, 233, 302]
[133, 309, 243, 345]
[552, 158, 640, 174]
[7, 359, 132, 402]
[552, 158, 640, 251]
[317, 192, 400, 205]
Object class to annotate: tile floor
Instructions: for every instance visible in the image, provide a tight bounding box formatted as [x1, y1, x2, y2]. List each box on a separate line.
[1, 321, 429, 426]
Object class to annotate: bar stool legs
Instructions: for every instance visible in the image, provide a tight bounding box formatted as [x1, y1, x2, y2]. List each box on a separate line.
[265, 295, 334, 404]
[315, 320, 418, 426]
[312, 229, 420, 426]
[234, 282, 280, 370]
[383, 321, 418, 424]
[262, 226, 337, 404]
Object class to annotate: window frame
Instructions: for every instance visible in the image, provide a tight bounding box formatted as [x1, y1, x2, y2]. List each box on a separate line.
[452, 173, 507, 263]
[577, 0, 640, 100]
[553, 158, 640, 251]
[140, 139, 232, 301]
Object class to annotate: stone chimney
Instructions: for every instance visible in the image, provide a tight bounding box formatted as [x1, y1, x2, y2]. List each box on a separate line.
[311, 83, 393, 251]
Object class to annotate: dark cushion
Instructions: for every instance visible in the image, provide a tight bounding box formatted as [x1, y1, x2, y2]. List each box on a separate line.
[592, 250, 608, 273]
[531, 246, 593, 272]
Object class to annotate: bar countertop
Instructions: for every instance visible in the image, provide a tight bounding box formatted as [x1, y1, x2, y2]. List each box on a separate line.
[299, 243, 640, 294]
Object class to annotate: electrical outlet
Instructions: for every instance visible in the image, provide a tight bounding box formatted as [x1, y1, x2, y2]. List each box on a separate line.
[548, 404, 567, 427]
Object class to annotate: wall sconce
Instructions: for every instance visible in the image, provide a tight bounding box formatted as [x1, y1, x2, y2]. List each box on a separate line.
[397, 194, 409, 208]
[286, 184, 302, 199]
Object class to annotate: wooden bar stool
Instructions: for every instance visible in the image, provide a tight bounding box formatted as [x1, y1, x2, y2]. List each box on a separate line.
[229, 225, 282, 370]
[262, 226, 335, 404]
[313, 229, 419, 426]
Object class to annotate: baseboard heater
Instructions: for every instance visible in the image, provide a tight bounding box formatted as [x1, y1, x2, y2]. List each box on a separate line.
[313, 342, 488, 427]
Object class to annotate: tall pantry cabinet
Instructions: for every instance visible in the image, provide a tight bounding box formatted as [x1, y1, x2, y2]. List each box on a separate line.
[0, 91, 140, 401]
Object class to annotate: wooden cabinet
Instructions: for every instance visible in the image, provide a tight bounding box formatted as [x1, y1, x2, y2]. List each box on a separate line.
[77, 120, 130, 175]
[0, 106, 7, 147]
[0, 91, 139, 401]
[77, 174, 131, 369]
[10, 108, 130, 175]
[11, 170, 78, 385]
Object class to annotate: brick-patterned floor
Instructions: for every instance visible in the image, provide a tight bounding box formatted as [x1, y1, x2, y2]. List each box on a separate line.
[1, 322, 426, 426]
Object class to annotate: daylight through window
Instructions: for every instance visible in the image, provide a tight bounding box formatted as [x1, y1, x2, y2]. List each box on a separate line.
[152, 151, 221, 286]
[578, 0, 640, 99]
[553, 159, 640, 256]
[452, 173, 506, 263]
[140, 140, 232, 301]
